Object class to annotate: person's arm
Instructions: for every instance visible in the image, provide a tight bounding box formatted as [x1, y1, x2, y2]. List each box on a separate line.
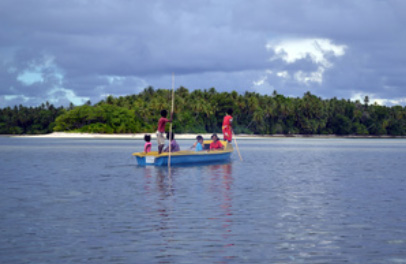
[219, 142, 224, 150]
[190, 141, 197, 150]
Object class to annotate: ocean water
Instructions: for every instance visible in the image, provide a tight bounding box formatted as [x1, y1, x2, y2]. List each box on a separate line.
[1, 137, 406, 264]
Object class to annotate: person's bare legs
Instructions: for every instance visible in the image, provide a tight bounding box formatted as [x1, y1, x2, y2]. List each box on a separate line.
[158, 144, 164, 154]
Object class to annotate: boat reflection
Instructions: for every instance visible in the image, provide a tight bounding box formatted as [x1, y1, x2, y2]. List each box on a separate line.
[208, 163, 236, 262]
[138, 162, 235, 263]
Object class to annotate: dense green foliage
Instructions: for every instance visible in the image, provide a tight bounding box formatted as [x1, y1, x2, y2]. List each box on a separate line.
[1, 87, 406, 135]
[53, 104, 140, 133]
[0, 102, 65, 134]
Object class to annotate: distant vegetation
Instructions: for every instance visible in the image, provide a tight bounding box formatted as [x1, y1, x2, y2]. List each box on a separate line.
[0, 102, 65, 134]
[1, 87, 406, 136]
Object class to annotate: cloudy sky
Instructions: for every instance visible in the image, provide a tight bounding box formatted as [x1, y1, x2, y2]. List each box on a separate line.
[1, 0, 405, 107]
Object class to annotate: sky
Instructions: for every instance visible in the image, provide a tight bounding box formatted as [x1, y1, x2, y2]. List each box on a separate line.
[1, 0, 405, 107]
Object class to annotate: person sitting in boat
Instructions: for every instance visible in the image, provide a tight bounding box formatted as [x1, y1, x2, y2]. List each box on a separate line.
[192, 135, 204, 152]
[164, 132, 180, 152]
[210, 133, 224, 151]
[144, 134, 152, 153]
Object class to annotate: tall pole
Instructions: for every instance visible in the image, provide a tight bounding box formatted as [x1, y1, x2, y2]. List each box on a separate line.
[233, 131, 243, 161]
[168, 73, 175, 168]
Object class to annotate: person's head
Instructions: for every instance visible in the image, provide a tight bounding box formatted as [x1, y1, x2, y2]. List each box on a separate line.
[160, 109, 168, 117]
[211, 133, 218, 142]
[166, 132, 175, 140]
[227, 108, 233, 115]
[196, 135, 203, 143]
[144, 134, 151, 142]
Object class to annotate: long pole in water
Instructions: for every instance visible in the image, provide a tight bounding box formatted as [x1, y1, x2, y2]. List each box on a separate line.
[168, 73, 175, 168]
[233, 131, 243, 161]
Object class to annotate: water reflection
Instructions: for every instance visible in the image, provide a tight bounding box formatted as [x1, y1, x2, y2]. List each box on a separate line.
[141, 166, 174, 198]
[140, 166, 175, 262]
[208, 163, 235, 262]
[138, 163, 235, 263]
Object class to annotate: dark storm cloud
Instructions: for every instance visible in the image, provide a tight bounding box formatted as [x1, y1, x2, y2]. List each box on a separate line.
[0, 0, 405, 106]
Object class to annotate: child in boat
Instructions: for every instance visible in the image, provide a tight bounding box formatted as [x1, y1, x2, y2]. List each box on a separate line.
[192, 135, 204, 152]
[144, 134, 152, 153]
[157, 109, 173, 154]
[222, 108, 233, 142]
[164, 132, 180, 152]
[210, 133, 224, 151]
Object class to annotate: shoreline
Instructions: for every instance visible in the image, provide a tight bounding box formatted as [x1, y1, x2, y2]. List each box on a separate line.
[8, 132, 406, 139]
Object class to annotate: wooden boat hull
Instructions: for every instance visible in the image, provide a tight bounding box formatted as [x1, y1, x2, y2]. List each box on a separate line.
[133, 140, 233, 166]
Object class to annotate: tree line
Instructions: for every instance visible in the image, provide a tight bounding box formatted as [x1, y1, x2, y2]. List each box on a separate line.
[1, 87, 406, 135]
[0, 102, 65, 134]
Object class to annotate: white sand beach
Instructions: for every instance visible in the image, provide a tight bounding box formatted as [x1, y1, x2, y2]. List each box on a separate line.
[12, 132, 224, 139]
[12, 132, 294, 139]
[11, 132, 405, 139]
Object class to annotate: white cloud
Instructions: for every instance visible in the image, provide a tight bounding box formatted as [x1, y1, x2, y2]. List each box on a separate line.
[276, 71, 289, 78]
[4, 94, 30, 103]
[17, 71, 44, 85]
[251, 73, 275, 94]
[375, 98, 406, 106]
[47, 88, 89, 106]
[351, 92, 406, 106]
[266, 38, 347, 85]
[267, 38, 346, 66]
[252, 75, 267, 86]
[96, 75, 148, 99]
[294, 67, 325, 84]
[15, 54, 64, 88]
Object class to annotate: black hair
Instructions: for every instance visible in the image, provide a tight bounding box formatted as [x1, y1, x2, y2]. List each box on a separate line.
[196, 135, 203, 141]
[166, 132, 175, 140]
[144, 134, 151, 142]
[160, 109, 168, 117]
[227, 108, 233, 115]
[211, 133, 218, 139]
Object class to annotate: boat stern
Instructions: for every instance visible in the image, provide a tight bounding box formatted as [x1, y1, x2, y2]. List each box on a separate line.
[133, 151, 159, 166]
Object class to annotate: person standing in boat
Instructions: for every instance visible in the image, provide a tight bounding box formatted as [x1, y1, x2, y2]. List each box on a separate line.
[222, 108, 233, 142]
[164, 132, 180, 152]
[157, 110, 173, 154]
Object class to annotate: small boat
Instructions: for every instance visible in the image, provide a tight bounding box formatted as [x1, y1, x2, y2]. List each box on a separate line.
[133, 140, 233, 166]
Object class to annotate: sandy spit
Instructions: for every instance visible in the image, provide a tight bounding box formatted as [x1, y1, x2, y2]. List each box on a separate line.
[9, 132, 406, 139]
[12, 132, 219, 139]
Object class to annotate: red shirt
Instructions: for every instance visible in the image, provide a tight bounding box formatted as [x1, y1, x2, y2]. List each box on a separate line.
[210, 140, 224, 150]
[222, 115, 233, 141]
[222, 115, 233, 129]
[157, 117, 169, 132]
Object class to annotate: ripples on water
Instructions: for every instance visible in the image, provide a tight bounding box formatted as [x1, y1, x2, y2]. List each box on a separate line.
[1, 137, 406, 263]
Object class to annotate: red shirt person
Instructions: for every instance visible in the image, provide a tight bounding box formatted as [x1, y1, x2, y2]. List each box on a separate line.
[210, 134, 224, 151]
[156, 110, 172, 154]
[222, 109, 233, 142]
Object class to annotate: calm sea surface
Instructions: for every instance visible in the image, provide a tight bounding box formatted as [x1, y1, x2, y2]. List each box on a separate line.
[1, 137, 406, 264]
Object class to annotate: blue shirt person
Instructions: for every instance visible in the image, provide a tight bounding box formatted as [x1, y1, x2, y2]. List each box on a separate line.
[194, 135, 204, 152]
